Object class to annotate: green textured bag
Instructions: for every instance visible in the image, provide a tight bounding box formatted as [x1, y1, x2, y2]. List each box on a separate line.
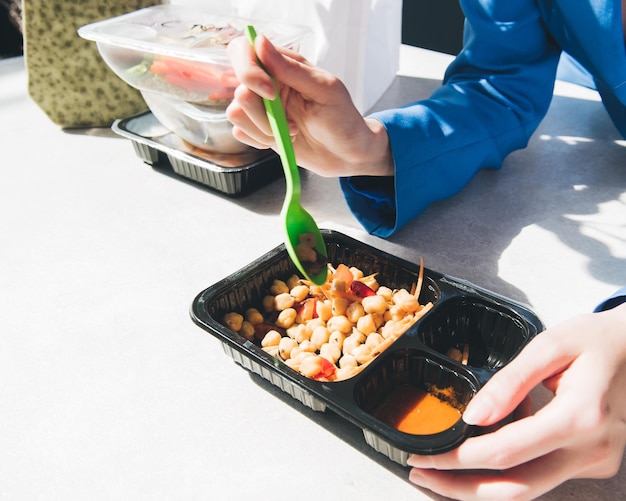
[22, 0, 164, 127]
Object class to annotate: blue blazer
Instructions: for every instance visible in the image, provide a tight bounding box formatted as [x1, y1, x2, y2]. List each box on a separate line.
[340, 0, 626, 238]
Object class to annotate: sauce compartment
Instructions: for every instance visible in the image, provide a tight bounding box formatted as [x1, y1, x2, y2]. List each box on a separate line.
[190, 229, 544, 463]
[353, 349, 478, 457]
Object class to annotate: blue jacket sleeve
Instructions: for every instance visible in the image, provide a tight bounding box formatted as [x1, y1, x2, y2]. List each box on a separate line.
[594, 287, 626, 312]
[340, 0, 562, 237]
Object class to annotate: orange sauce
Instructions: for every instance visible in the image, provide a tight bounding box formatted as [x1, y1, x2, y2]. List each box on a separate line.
[372, 385, 462, 435]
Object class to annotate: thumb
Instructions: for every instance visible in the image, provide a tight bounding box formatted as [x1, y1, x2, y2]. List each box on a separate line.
[462, 333, 570, 426]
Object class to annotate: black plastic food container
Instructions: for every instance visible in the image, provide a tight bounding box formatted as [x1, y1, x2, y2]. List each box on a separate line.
[112, 111, 283, 197]
[190, 230, 544, 463]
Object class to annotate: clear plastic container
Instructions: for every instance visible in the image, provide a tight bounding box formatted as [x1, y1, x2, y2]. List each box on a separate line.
[79, 5, 311, 152]
[141, 90, 247, 153]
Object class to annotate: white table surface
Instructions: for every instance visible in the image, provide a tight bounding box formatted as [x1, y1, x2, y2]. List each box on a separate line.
[1, 45, 625, 500]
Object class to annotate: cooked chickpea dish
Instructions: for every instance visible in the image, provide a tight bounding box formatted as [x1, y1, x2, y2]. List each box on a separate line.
[222, 260, 433, 382]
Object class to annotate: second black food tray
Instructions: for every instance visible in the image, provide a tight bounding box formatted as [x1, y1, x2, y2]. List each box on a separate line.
[112, 111, 283, 196]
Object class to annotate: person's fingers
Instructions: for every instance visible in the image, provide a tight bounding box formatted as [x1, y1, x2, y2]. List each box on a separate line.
[227, 85, 274, 136]
[512, 394, 533, 421]
[408, 447, 587, 501]
[253, 34, 347, 106]
[229, 125, 271, 150]
[227, 84, 300, 149]
[408, 400, 571, 472]
[462, 332, 575, 426]
[409, 349, 613, 472]
[227, 35, 276, 99]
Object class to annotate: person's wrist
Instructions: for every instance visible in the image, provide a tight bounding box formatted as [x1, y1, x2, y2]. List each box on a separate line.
[347, 118, 394, 177]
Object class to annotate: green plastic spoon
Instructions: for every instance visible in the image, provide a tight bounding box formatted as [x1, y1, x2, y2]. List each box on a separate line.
[245, 25, 328, 285]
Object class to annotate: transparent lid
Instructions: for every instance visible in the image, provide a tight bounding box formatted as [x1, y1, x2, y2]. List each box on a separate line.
[78, 4, 311, 65]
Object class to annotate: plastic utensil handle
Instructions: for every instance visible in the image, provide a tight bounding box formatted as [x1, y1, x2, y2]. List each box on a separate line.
[244, 25, 300, 200]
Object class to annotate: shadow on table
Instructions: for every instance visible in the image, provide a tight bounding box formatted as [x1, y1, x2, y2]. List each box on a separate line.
[361, 76, 626, 308]
[249, 370, 626, 501]
[246, 371, 446, 499]
[65, 72, 626, 309]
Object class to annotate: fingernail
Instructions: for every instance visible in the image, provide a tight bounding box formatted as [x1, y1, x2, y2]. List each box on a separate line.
[407, 454, 426, 467]
[462, 398, 490, 425]
[259, 82, 276, 100]
[408, 468, 427, 486]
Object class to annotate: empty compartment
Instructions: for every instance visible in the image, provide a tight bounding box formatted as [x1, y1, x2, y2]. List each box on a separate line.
[416, 296, 531, 369]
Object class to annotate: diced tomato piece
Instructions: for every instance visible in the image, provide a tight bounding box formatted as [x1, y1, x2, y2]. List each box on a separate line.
[313, 357, 336, 380]
[332, 264, 354, 289]
[295, 297, 318, 322]
[149, 56, 238, 98]
[349, 280, 376, 298]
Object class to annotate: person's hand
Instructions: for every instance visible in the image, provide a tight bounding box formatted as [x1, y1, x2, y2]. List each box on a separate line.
[407, 302, 626, 501]
[226, 34, 393, 178]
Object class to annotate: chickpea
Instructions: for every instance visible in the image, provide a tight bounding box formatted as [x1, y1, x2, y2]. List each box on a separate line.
[310, 325, 331, 350]
[361, 275, 379, 292]
[362, 294, 388, 315]
[295, 325, 312, 344]
[279, 337, 298, 360]
[223, 312, 243, 332]
[286, 274, 302, 290]
[356, 314, 377, 335]
[393, 289, 419, 312]
[275, 308, 297, 329]
[343, 332, 365, 356]
[292, 349, 315, 363]
[245, 308, 264, 325]
[352, 344, 372, 365]
[335, 366, 357, 381]
[349, 266, 364, 280]
[305, 317, 326, 334]
[331, 296, 349, 316]
[383, 309, 393, 323]
[299, 339, 318, 353]
[371, 312, 385, 329]
[262, 295, 275, 313]
[270, 279, 289, 295]
[290, 284, 309, 303]
[377, 286, 393, 302]
[274, 292, 295, 311]
[299, 355, 323, 378]
[262, 345, 280, 357]
[284, 357, 300, 371]
[339, 354, 358, 369]
[316, 299, 333, 322]
[261, 329, 282, 348]
[389, 303, 407, 321]
[328, 331, 346, 350]
[319, 343, 341, 364]
[287, 323, 307, 342]
[345, 301, 365, 323]
[380, 320, 395, 339]
[326, 314, 353, 334]
[365, 332, 384, 349]
[381, 319, 405, 339]
[239, 320, 255, 341]
[289, 346, 302, 360]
